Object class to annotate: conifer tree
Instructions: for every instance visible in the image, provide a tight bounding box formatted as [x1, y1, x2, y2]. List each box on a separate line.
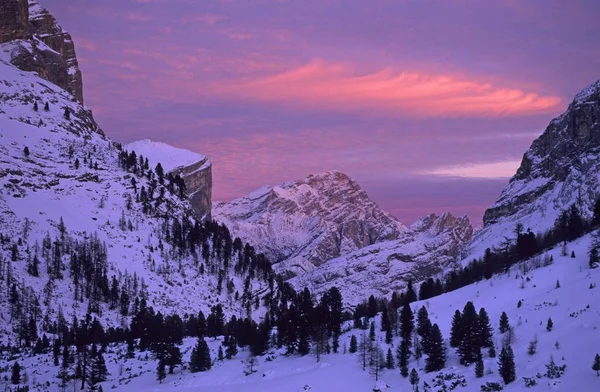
[400, 304, 414, 345]
[64, 107, 70, 120]
[33, 101, 38, 111]
[44, 102, 49, 111]
[218, 346, 224, 361]
[498, 345, 516, 384]
[499, 311, 510, 333]
[225, 336, 238, 359]
[475, 351, 484, 378]
[349, 335, 358, 354]
[189, 336, 212, 372]
[477, 308, 494, 348]
[546, 317, 553, 331]
[450, 310, 463, 348]
[397, 339, 410, 377]
[156, 359, 166, 383]
[11, 362, 21, 385]
[369, 321, 376, 342]
[90, 346, 109, 388]
[457, 302, 480, 365]
[405, 279, 418, 304]
[386, 348, 395, 369]
[425, 324, 446, 372]
[592, 353, 600, 376]
[409, 368, 420, 391]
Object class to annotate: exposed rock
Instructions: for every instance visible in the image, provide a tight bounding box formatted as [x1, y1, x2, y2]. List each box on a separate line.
[290, 212, 473, 304]
[0, 0, 84, 103]
[125, 139, 213, 219]
[471, 79, 600, 258]
[214, 171, 406, 278]
[28, 0, 83, 103]
[0, 0, 29, 43]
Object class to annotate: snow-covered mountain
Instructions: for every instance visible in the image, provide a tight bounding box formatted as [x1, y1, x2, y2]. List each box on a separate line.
[214, 170, 406, 278]
[291, 212, 472, 304]
[470, 79, 600, 259]
[126, 139, 213, 219]
[0, 30, 268, 341]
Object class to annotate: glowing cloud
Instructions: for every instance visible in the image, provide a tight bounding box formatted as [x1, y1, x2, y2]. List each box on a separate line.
[216, 59, 562, 117]
[423, 160, 522, 178]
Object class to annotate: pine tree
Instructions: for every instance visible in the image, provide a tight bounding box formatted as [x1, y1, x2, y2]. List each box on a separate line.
[11, 362, 21, 385]
[546, 317, 553, 331]
[417, 306, 432, 354]
[477, 308, 494, 348]
[369, 321, 376, 341]
[425, 324, 446, 372]
[33, 101, 38, 111]
[488, 343, 496, 358]
[397, 339, 410, 377]
[189, 336, 212, 372]
[498, 345, 516, 384]
[64, 107, 71, 120]
[592, 353, 600, 376]
[475, 351, 484, 378]
[90, 347, 109, 387]
[349, 335, 358, 354]
[409, 368, 420, 391]
[156, 359, 166, 383]
[23, 146, 30, 157]
[386, 348, 395, 369]
[527, 336, 538, 356]
[218, 346, 224, 361]
[400, 304, 414, 345]
[499, 311, 510, 333]
[225, 335, 238, 359]
[44, 102, 49, 111]
[457, 301, 479, 365]
[405, 279, 418, 304]
[449, 310, 463, 348]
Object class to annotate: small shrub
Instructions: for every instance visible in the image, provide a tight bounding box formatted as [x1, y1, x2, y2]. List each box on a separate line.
[480, 381, 503, 391]
[523, 377, 537, 387]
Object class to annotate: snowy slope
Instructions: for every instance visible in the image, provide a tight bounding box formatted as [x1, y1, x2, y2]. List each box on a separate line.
[0, 56, 265, 339]
[291, 212, 472, 305]
[214, 171, 406, 278]
[126, 139, 208, 174]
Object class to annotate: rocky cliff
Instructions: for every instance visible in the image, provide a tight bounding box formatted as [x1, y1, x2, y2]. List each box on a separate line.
[290, 212, 472, 304]
[214, 171, 406, 278]
[470, 80, 600, 258]
[0, 0, 84, 103]
[125, 139, 213, 219]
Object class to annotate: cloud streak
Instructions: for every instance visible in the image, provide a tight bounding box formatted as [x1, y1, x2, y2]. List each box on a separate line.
[216, 59, 562, 117]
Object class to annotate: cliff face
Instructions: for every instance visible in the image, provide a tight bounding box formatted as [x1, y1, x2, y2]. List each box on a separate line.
[213, 171, 406, 278]
[0, 0, 28, 43]
[125, 139, 213, 220]
[0, 0, 84, 103]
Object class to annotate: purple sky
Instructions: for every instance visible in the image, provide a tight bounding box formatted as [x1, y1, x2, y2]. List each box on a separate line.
[44, 0, 600, 225]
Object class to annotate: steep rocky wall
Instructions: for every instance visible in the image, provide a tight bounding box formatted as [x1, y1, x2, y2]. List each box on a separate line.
[0, 0, 29, 43]
[169, 158, 213, 219]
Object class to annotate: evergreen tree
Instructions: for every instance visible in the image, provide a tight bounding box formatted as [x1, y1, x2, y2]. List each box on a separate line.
[405, 279, 418, 304]
[546, 317, 553, 332]
[386, 348, 395, 369]
[449, 310, 463, 348]
[477, 308, 494, 348]
[409, 368, 420, 391]
[33, 101, 38, 111]
[369, 321, 376, 342]
[457, 302, 479, 365]
[425, 324, 446, 372]
[397, 339, 410, 377]
[475, 351, 484, 378]
[400, 304, 414, 345]
[11, 362, 21, 385]
[189, 336, 212, 372]
[90, 347, 109, 388]
[225, 336, 238, 359]
[592, 353, 600, 376]
[499, 311, 510, 333]
[23, 146, 30, 157]
[498, 345, 516, 384]
[156, 359, 166, 383]
[44, 102, 49, 111]
[297, 287, 313, 356]
[218, 346, 224, 361]
[488, 343, 496, 358]
[349, 335, 358, 354]
[64, 107, 70, 120]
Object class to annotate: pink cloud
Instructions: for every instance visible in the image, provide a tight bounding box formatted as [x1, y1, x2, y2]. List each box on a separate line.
[214, 59, 563, 117]
[183, 14, 224, 25]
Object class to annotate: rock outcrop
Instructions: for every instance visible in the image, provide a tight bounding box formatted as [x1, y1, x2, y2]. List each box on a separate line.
[290, 212, 473, 304]
[0, 0, 28, 43]
[0, 0, 84, 103]
[125, 139, 213, 219]
[469, 80, 600, 258]
[214, 171, 406, 278]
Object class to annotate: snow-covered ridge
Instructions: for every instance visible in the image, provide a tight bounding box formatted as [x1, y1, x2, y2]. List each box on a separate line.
[125, 139, 208, 173]
[214, 170, 406, 278]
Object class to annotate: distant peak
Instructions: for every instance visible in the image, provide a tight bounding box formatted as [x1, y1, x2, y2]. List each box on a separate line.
[573, 79, 600, 104]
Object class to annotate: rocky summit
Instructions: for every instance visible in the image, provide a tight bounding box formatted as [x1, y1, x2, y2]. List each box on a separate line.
[214, 170, 406, 278]
[0, 0, 84, 103]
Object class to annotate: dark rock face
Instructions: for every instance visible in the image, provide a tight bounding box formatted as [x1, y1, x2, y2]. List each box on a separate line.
[28, 0, 84, 103]
[0, 0, 29, 43]
[0, 0, 84, 103]
[483, 80, 600, 227]
[169, 158, 213, 220]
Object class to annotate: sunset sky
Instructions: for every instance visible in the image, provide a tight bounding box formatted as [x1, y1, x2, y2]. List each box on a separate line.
[45, 0, 600, 224]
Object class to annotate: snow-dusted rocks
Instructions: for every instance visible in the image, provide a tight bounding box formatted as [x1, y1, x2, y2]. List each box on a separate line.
[0, 0, 84, 103]
[213, 170, 406, 278]
[473, 79, 600, 258]
[290, 212, 472, 304]
[126, 139, 213, 219]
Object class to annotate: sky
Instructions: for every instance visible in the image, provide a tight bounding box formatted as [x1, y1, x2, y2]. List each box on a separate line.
[43, 0, 600, 225]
